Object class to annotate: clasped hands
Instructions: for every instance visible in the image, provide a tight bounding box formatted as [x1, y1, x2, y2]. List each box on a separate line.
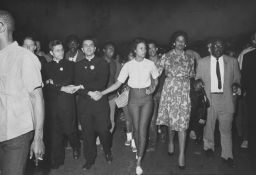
[61, 85, 82, 94]
[88, 91, 103, 101]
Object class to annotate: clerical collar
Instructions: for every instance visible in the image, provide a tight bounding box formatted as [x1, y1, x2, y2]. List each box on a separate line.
[86, 55, 95, 61]
[53, 58, 62, 63]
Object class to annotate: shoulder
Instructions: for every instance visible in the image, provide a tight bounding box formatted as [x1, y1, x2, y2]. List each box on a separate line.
[223, 55, 236, 63]
[244, 48, 256, 57]
[198, 56, 210, 65]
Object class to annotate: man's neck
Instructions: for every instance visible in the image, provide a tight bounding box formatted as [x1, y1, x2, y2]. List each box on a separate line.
[86, 54, 95, 61]
[103, 55, 113, 63]
[53, 57, 62, 63]
[0, 34, 13, 50]
[69, 49, 78, 57]
[149, 55, 158, 62]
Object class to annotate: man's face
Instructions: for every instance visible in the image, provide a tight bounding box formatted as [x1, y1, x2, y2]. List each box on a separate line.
[50, 44, 64, 60]
[148, 43, 158, 57]
[135, 42, 146, 58]
[82, 40, 96, 57]
[23, 39, 36, 53]
[68, 40, 79, 52]
[211, 40, 224, 58]
[104, 45, 115, 58]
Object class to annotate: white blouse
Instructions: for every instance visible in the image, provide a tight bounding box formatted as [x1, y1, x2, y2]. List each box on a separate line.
[118, 58, 159, 88]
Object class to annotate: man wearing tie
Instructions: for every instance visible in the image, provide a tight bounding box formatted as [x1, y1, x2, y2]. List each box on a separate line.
[196, 38, 241, 167]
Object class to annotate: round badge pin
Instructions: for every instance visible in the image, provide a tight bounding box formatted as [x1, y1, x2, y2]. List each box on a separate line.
[90, 65, 95, 70]
[60, 67, 63, 71]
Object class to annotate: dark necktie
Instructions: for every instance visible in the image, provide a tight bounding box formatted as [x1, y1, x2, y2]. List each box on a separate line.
[216, 58, 222, 89]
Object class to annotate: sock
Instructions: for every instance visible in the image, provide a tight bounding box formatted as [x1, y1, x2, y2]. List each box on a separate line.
[127, 132, 132, 141]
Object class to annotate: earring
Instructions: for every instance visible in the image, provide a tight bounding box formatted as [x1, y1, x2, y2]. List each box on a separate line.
[184, 44, 186, 47]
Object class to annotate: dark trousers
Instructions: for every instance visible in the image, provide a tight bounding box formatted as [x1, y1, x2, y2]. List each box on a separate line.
[189, 118, 205, 141]
[128, 88, 153, 157]
[80, 111, 111, 164]
[48, 110, 80, 165]
[148, 97, 159, 146]
[0, 131, 33, 175]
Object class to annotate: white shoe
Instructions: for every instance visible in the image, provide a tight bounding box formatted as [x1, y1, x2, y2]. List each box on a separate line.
[125, 139, 131, 146]
[96, 137, 101, 146]
[136, 154, 138, 160]
[241, 140, 248, 149]
[136, 166, 143, 175]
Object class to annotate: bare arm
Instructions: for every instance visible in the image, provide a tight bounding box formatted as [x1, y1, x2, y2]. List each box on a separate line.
[102, 81, 123, 95]
[29, 88, 45, 164]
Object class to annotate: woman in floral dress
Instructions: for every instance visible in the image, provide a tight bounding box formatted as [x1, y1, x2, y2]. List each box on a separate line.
[156, 31, 195, 169]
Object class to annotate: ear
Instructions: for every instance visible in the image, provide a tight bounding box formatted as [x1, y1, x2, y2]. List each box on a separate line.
[50, 51, 54, 56]
[81, 48, 85, 53]
[0, 22, 6, 33]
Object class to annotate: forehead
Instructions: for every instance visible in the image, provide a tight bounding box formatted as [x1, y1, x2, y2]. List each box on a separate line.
[105, 44, 114, 50]
[83, 40, 94, 45]
[212, 40, 224, 47]
[137, 42, 146, 48]
[24, 39, 35, 45]
[53, 44, 63, 50]
[176, 35, 185, 41]
[148, 43, 156, 48]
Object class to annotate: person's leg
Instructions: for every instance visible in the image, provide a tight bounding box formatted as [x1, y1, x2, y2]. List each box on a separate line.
[80, 113, 96, 165]
[147, 98, 158, 151]
[137, 99, 153, 158]
[128, 103, 140, 153]
[123, 105, 133, 146]
[178, 130, 186, 167]
[168, 128, 175, 154]
[218, 112, 234, 159]
[50, 115, 65, 167]
[203, 106, 217, 151]
[0, 132, 33, 175]
[109, 97, 117, 133]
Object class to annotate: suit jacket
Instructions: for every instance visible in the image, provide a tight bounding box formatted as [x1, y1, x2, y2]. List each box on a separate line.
[65, 49, 85, 63]
[196, 55, 240, 113]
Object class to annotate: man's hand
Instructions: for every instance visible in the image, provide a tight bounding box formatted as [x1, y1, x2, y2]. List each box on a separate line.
[61, 85, 80, 94]
[88, 91, 102, 101]
[198, 119, 206, 125]
[30, 139, 45, 166]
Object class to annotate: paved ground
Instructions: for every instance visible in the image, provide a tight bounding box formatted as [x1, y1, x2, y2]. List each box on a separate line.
[25, 115, 255, 175]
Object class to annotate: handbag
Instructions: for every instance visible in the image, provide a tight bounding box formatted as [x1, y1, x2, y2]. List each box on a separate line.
[115, 89, 129, 108]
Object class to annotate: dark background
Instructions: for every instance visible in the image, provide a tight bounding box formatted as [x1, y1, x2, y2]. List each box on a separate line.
[2, 0, 256, 54]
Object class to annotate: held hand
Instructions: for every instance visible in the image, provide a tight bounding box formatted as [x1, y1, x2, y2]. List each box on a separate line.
[146, 87, 153, 95]
[89, 91, 102, 101]
[30, 139, 45, 166]
[61, 85, 79, 94]
[198, 119, 206, 125]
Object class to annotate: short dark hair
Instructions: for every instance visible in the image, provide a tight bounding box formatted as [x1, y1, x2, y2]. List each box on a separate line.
[103, 41, 115, 50]
[66, 34, 80, 45]
[131, 38, 147, 57]
[0, 10, 15, 32]
[49, 40, 63, 51]
[147, 40, 157, 47]
[171, 30, 188, 45]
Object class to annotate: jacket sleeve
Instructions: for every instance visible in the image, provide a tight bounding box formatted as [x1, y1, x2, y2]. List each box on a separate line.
[233, 58, 241, 85]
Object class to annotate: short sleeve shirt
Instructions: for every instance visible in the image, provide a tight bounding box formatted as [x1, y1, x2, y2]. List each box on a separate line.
[0, 42, 43, 142]
[118, 58, 159, 88]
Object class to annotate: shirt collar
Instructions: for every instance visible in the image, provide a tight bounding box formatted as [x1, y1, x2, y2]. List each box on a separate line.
[86, 55, 95, 61]
[53, 58, 62, 63]
[211, 55, 223, 61]
[0, 41, 18, 54]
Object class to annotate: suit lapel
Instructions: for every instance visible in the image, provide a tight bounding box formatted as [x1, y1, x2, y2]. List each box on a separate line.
[205, 56, 211, 90]
[223, 55, 228, 91]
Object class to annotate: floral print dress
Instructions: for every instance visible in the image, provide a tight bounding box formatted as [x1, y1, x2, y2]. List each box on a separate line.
[156, 49, 195, 131]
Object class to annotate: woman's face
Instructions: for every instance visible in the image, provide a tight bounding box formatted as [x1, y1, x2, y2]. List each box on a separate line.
[174, 35, 186, 51]
[135, 42, 146, 58]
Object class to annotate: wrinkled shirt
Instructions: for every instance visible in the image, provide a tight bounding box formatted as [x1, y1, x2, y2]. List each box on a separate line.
[0, 42, 42, 142]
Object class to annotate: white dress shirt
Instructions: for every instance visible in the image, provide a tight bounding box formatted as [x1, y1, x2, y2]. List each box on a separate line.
[68, 51, 78, 62]
[118, 58, 159, 88]
[211, 55, 224, 93]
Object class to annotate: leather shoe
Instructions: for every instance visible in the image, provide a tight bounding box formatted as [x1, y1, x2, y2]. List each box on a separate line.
[105, 153, 113, 164]
[168, 152, 174, 156]
[82, 162, 94, 170]
[205, 149, 214, 158]
[178, 165, 186, 170]
[51, 163, 60, 169]
[73, 150, 80, 160]
[222, 158, 235, 168]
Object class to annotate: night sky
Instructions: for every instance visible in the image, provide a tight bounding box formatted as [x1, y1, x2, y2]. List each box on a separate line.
[2, 0, 256, 52]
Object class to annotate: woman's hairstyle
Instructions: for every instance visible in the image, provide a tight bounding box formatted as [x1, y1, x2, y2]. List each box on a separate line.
[131, 38, 147, 57]
[171, 30, 188, 45]
[49, 40, 63, 51]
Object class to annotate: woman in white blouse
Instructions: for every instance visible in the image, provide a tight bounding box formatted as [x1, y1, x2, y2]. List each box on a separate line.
[98, 38, 159, 175]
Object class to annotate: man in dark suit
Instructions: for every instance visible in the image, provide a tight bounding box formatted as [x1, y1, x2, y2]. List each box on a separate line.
[241, 31, 256, 169]
[43, 40, 81, 169]
[65, 35, 84, 63]
[196, 38, 241, 167]
[75, 37, 112, 170]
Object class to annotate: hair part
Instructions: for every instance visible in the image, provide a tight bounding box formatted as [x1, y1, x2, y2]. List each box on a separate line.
[49, 40, 63, 51]
[171, 30, 188, 45]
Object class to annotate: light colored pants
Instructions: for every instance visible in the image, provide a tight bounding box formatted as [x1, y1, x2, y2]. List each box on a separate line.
[109, 97, 117, 133]
[203, 94, 234, 159]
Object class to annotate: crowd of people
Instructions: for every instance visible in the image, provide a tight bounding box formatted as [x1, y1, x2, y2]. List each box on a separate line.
[1, 10, 256, 175]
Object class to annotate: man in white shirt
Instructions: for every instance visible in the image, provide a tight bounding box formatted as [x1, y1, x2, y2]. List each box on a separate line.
[196, 38, 240, 167]
[0, 10, 45, 175]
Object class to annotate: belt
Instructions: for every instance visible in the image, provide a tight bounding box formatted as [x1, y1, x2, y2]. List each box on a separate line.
[211, 92, 223, 94]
